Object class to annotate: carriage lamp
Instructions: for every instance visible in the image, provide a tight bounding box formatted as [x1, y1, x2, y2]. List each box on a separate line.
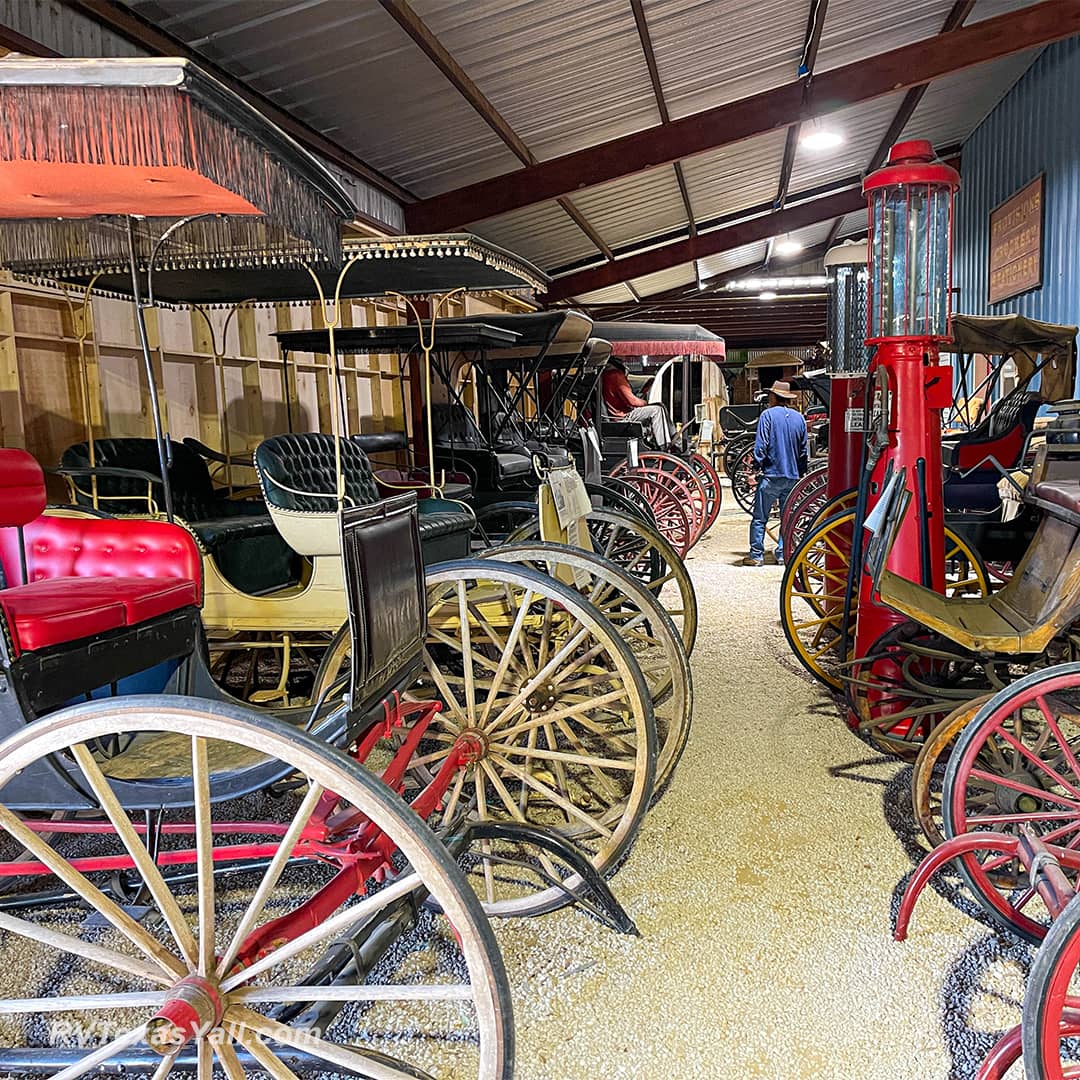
[853, 139, 961, 695]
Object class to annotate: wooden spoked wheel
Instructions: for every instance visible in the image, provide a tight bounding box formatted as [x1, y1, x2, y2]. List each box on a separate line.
[1022, 887, 1080, 1078]
[480, 542, 693, 798]
[781, 511, 989, 695]
[507, 507, 698, 655]
[584, 479, 656, 527]
[315, 561, 656, 918]
[722, 434, 754, 480]
[687, 451, 722, 531]
[610, 451, 710, 543]
[0, 699, 513, 1078]
[788, 488, 857, 580]
[910, 693, 993, 848]
[942, 666, 1080, 945]
[730, 443, 762, 516]
[779, 466, 829, 554]
[614, 468, 695, 556]
[846, 619, 992, 759]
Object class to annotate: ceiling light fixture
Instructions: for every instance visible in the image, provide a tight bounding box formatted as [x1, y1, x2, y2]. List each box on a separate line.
[758, 290, 778, 301]
[774, 237, 804, 256]
[726, 275, 829, 291]
[799, 122, 844, 151]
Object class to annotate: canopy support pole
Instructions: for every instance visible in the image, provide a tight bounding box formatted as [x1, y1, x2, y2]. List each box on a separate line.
[126, 217, 174, 522]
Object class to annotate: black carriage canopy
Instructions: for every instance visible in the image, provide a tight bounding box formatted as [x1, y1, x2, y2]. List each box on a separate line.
[0, 56, 356, 273]
[46, 233, 549, 306]
[948, 314, 1078, 403]
[590, 321, 727, 359]
[274, 322, 522, 354]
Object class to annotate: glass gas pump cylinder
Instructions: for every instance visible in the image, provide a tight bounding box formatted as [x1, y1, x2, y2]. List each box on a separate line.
[851, 140, 960, 716]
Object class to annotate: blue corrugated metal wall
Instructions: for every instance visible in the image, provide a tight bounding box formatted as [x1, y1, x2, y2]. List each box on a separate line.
[957, 36, 1080, 335]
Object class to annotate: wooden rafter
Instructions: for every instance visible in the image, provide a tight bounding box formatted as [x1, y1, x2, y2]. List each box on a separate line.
[377, 0, 625, 288]
[407, 1, 1080, 232]
[546, 186, 865, 302]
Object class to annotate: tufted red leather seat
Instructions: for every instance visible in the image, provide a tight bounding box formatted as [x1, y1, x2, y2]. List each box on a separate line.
[0, 448, 202, 657]
[1030, 479, 1080, 517]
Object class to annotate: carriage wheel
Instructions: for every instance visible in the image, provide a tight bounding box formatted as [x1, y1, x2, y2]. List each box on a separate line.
[781, 511, 989, 695]
[687, 452, 722, 531]
[723, 434, 754, 480]
[314, 561, 656, 919]
[610, 451, 709, 542]
[847, 620, 992, 759]
[473, 501, 542, 546]
[779, 466, 829, 554]
[787, 487, 857, 578]
[614, 468, 695, 556]
[507, 507, 698, 654]
[1022, 888, 1080, 1078]
[942, 665, 1080, 945]
[910, 694, 993, 848]
[584, 479, 656, 527]
[729, 444, 764, 516]
[480, 542, 693, 798]
[0, 698, 513, 1077]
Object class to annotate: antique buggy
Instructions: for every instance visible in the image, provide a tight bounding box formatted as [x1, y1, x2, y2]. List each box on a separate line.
[0, 55, 697, 1077]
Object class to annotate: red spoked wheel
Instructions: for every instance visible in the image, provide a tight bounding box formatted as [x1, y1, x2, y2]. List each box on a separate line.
[610, 451, 709, 542]
[616, 468, 694, 556]
[1023, 888, 1080, 1078]
[687, 452, 722, 532]
[943, 664, 1080, 945]
[779, 466, 828, 554]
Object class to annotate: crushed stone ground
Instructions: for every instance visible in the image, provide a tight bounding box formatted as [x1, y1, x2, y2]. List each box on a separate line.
[492, 503, 1032, 1080]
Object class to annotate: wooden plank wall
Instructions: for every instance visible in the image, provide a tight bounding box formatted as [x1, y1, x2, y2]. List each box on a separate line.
[0, 274, 527, 494]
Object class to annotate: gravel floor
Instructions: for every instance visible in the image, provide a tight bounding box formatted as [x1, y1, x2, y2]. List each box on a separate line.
[491, 503, 1033, 1080]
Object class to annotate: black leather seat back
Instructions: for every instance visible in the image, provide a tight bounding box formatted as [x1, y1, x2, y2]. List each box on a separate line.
[63, 438, 218, 520]
[255, 433, 381, 511]
[339, 493, 425, 712]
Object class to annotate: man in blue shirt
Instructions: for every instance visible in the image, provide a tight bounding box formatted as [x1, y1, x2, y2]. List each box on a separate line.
[741, 381, 808, 566]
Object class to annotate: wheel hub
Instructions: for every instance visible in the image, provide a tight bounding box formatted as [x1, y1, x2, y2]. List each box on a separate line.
[147, 974, 224, 1054]
[994, 769, 1045, 815]
[525, 681, 559, 714]
[455, 728, 489, 764]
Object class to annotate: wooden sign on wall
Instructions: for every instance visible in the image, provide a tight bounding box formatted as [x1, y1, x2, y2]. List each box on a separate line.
[988, 174, 1044, 304]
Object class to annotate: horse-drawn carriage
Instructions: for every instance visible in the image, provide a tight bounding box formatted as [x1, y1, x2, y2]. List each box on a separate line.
[0, 55, 703, 1077]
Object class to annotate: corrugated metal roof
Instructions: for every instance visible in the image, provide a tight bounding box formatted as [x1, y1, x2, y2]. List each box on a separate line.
[410, 0, 661, 161]
[901, 49, 1039, 149]
[630, 264, 697, 297]
[571, 167, 689, 249]
[642, 0, 807, 120]
[473, 201, 601, 270]
[788, 93, 905, 193]
[576, 283, 637, 304]
[816, 0, 958, 72]
[1, 0, 143, 56]
[126, 0, 521, 197]
[698, 241, 770, 280]
[835, 210, 869, 238]
[681, 130, 788, 223]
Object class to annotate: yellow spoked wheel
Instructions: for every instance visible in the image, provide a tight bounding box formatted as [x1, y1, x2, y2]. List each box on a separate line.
[780, 511, 989, 692]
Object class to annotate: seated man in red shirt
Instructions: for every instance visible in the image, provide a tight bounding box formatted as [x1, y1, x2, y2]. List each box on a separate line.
[601, 358, 676, 449]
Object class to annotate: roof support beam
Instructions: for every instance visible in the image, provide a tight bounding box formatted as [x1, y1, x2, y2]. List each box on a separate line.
[546, 186, 865, 302]
[407, 1, 1080, 232]
[377, 0, 620, 282]
[629, 0, 697, 237]
[775, 0, 830, 210]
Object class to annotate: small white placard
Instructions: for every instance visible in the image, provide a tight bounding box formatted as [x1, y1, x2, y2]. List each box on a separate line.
[844, 407, 866, 433]
[548, 466, 592, 529]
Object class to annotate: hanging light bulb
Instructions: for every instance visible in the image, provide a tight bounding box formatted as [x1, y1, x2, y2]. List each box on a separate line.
[800, 118, 844, 151]
[775, 235, 804, 256]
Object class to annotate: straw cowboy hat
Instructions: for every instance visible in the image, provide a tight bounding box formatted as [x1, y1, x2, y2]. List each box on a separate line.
[768, 380, 798, 400]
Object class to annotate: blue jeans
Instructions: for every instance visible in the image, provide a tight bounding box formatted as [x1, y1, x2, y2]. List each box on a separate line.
[749, 474, 797, 561]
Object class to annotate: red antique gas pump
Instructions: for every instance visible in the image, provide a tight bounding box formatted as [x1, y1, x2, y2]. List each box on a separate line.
[852, 140, 960, 667]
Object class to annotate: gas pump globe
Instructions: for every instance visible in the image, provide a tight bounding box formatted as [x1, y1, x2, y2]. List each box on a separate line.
[866, 141, 957, 342]
[851, 139, 960, 729]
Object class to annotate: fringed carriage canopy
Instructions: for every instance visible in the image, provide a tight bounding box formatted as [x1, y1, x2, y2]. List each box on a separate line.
[48, 232, 550, 306]
[0, 57, 356, 275]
